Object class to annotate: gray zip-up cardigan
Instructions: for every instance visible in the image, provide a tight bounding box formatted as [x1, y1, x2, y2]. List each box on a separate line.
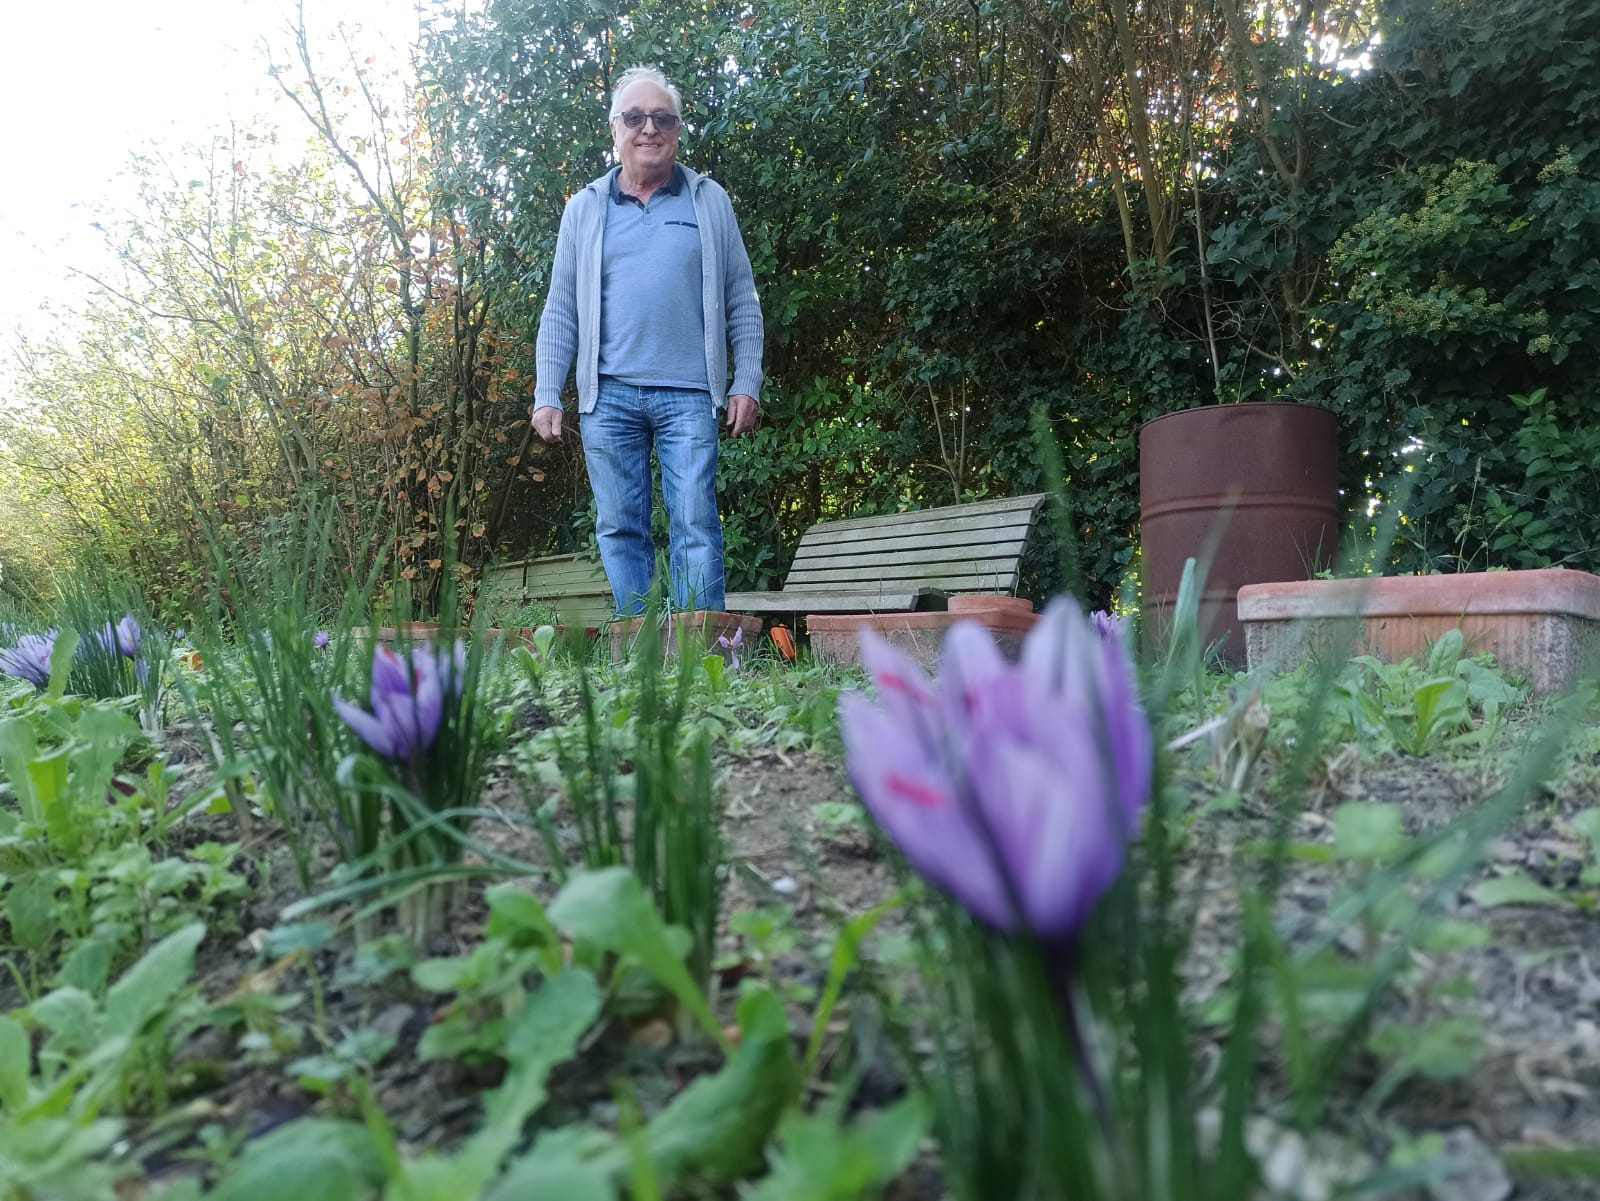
[532, 164, 764, 414]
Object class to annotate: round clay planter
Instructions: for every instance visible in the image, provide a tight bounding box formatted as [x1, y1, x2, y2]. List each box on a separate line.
[949, 594, 1034, 616]
[1140, 402, 1338, 668]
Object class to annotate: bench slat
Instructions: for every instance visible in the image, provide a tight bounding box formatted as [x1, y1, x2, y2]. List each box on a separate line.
[722, 588, 937, 614]
[786, 566, 1022, 592]
[788, 541, 1031, 574]
[798, 493, 1046, 535]
[797, 520, 1037, 551]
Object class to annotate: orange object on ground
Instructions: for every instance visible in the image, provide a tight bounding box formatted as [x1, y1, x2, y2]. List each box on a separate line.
[769, 624, 796, 661]
[182, 651, 204, 671]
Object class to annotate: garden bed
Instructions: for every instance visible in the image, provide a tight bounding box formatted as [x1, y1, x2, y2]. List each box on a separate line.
[4, 619, 1600, 1200]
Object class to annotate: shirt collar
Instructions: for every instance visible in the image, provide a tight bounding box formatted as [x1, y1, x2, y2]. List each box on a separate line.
[610, 164, 686, 205]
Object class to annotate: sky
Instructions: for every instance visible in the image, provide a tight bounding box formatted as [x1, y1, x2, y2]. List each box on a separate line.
[0, 0, 423, 387]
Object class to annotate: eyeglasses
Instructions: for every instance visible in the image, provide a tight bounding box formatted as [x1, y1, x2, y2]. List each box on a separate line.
[617, 109, 681, 132]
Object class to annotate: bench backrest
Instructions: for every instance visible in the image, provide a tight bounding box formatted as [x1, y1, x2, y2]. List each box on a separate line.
[480, 552, 614, 630]
[782, 493, 1049, 596]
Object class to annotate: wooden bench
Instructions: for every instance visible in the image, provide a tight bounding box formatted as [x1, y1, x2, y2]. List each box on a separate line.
[479, 552, 614, 632]
[724, 492, 1049, 619]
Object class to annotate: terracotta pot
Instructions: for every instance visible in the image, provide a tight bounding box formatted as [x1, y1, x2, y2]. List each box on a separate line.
[1238, 568, 1600, 695]
[948, 594, 1034, 616]
[609, 610, 764, 663]
[1140, 402, 1338, 668]
[808, 598, 1039, 671]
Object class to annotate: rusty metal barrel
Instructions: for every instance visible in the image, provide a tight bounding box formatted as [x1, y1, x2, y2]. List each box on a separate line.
[1139, 402, 1339, 668]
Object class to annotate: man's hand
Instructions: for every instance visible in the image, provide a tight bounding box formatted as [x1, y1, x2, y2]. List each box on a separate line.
[725, 394, 759, 438]
[532, 405, 564, 444]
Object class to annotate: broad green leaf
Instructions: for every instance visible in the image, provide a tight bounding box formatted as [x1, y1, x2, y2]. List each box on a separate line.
[482, 969, 603, 1145]
[46, 628, 78, 700]
[104, 922, 205, 1039]
[487, 1128, 618, 1201]
[30, 987, 101, 1053]
[1411, 678, 1465, 750]
[548, 868, 726, 1050]
[1333, 802, 1404, 861]
[26, 747, 68, 807]
[6, 874, 57, 953]
[0, 716, 41, 822]
[56, 936, 114, 998]
[409, 970, 604, 1198]
[486, 882, 562, 970]
[213, 1118, 382, 1201]
[1470, 874, 1567, 908]
[411, 955, 473, 993]
[501, 967, 602, 1072]
[643, 988, 799, 1187]
[0, 1014, 31, 1110]
[746, 1095, 931, 1201]
[1425, 629, 1464, 677]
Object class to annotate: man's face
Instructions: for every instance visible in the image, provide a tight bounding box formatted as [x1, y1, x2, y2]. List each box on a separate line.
[612, 80, 680, 179]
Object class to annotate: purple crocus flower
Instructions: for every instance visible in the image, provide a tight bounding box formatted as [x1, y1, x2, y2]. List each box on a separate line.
[838, 599, 1153, 940]
[716, 627, 743, 669]
[1090, 609, 1128, 643]
[0, 631, 58, 689]
[115, 614, 142, 658]
[332, 640, 464, 761]
[314, 631, 331, 651]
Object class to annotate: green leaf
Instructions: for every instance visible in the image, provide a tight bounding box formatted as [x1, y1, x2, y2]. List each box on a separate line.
[745, 1095, 931, 1201]
[6, 875, 57, 953]
[1426, 629, 1464, 677]
[0, 1014, 31, 1111]
[213, 1119, 383, 1201]
[806, 894, 901, 1080]
[1470, 874, 1567, 908]
[46, 628, 79, 701]
[0, 717, 41, 823]
[30, 987, 102, 1053]
[642, 988, 799, 1187]
[261, 922, 334, 957]
[412, 970, 604, 1197]
[1333, 802, 1404, 861]
[487, 1128, 618, 1201]
[104, 922, 205, 1039]
[57, 936, 114, 998]
[548, 868, 727, 1051]
[411, 956, 472, 993]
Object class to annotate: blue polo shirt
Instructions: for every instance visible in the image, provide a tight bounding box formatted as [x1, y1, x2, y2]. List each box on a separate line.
[598, 165, 709, 391]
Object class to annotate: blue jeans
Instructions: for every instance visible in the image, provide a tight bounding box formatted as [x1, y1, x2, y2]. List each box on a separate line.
[582, 378, 725, 615]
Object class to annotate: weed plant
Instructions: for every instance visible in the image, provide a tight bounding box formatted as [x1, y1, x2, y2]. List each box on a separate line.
[513, 588, 725, 994]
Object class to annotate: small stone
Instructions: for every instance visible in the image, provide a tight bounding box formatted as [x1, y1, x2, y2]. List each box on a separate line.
[631, 1018, 674, 1050]
[772, 875, 798, 895]
[370, 1003, 418, 1043]
[1426, 1128, 1511, 1201]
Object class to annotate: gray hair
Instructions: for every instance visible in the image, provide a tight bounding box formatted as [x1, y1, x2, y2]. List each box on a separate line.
[608, 66, 683, 122]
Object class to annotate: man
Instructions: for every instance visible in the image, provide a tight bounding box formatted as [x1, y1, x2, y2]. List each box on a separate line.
[530, 65, 763, 616]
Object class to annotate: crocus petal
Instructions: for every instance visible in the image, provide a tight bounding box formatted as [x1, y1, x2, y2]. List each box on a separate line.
[409, 650, 444, 753]
[314, 631, 331, 650]
[968, 730, 1125, 938]
[116, 614, 142, 658]
[937, 621, 1029, 738]
[839, 689, 1014, 930]
[858, 629, 943, 754]
[333, 692, 396, 759]
[370, 646, 411, 702]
